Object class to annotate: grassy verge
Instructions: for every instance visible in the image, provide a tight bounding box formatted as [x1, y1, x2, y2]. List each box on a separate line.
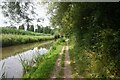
[69, 45, 80, 78]
[69, 43, 118, 78]
[23, 39, 64, 78]
[1, 34, 54, 47]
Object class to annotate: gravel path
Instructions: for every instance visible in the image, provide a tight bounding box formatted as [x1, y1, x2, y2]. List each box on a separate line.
[64, 46, 72, 78]
[51, 46, 65, 78]
[51, 44, 73, 79]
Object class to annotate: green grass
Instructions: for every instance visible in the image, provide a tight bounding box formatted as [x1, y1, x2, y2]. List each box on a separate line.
[1, 34, 54, 47]
[23, 39, 64, 78]
[0, 27, 55, 47]
[69, 46, 80, 78]
[0, 27, 51, 36]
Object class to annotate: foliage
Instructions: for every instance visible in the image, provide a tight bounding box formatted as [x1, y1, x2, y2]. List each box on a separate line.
[1, 1, 40, 27]
[19, 25, 25, 30]
[35, 25, 54, 34]
[27, 25, 34, 32]
[49, 2, 120, 78]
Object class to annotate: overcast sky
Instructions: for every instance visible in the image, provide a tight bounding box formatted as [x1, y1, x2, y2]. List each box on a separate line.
[0, 0, 119, 29]
[0, 1, 50, 29]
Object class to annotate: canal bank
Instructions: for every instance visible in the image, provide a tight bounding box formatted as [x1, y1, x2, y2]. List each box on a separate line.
[1, 40, 53, 60]
[0, 40, 54, 78]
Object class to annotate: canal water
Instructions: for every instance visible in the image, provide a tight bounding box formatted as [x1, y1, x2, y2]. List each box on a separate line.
[0, 41, 53, 78]
[0, 41, 53, 60]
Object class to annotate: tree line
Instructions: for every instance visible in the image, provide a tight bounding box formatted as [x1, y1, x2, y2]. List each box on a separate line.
[19, 25, 54, 34]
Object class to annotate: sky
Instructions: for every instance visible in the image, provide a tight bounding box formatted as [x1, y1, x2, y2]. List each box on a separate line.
[0, 0, 119, 29]
[0, 7, 7, 27]
[0, 1, 50, 30]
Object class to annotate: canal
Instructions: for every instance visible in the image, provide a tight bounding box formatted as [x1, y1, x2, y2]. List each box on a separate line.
[0, 40, 53, 78]
[0, 40, 53, 60]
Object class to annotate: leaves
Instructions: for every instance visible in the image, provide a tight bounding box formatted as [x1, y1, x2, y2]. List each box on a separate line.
[49, 2, 120, 77]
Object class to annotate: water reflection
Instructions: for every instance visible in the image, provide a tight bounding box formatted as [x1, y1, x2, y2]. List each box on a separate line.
[1, 41, 53, 59]
[0, 47, 48, 78]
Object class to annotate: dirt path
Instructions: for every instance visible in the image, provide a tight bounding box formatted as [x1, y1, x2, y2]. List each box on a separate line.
[51, 46, 65, 78]
[51, 43, 72, 78]
[64, 45, 72, 78]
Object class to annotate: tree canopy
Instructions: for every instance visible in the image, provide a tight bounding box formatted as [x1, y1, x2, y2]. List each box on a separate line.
[1, 1, 43, 30]
[49, 2, 120, 77]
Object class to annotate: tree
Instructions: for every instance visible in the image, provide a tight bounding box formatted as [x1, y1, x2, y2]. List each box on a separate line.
[27, 25, 34, 32]
[49, 2, 120, 77]
[1, 1, 38, 29]
[30, 25, 34, 32]
[19, 24, 24, 30]
[37, 25, 43, 33]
